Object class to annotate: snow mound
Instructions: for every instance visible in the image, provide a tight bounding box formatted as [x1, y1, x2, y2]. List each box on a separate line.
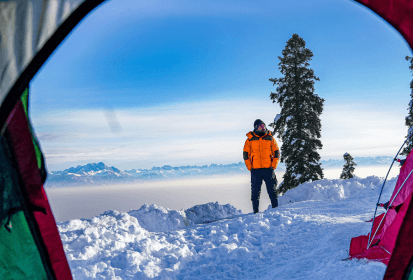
[128, 204, 192, 232]
[57, 176, 399, 279]
[58, 210, 196, 279]
[127, 202, 243, 232]
[184, 202, 243, 224]
[58, 210, 151, 279]
[57, 198, 389, 279]
[279, 175, 396, 206]
[57, 202, 244, 279]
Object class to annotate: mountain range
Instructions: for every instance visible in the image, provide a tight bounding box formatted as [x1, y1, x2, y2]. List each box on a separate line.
[45, 162, 248, 187]
[45, 156, 396, 187]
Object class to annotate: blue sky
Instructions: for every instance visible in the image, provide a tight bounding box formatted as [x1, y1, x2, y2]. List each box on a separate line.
[30, 0, 413, 171]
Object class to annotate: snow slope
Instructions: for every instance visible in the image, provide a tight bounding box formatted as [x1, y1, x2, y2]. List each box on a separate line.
[57, 176, 396, 279]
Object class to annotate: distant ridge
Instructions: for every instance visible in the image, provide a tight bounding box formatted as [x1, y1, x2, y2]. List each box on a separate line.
[46, 162, 133, 187]
[45, 162, 248, 187]
[320, 156, 395, 168]
[45, 156, 395, 188]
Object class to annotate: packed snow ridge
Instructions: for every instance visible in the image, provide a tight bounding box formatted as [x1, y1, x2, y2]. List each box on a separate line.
[59, 175, 396, 279]
[46, 156, 395, 187]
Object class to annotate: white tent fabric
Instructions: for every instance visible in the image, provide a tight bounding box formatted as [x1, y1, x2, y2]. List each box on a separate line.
[0, 0, 87, 108]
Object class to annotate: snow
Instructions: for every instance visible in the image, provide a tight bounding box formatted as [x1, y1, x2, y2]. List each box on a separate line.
[87, 170, 103, 176]
[184, 203, 242, 225]
[291, 173, 302, 180]
[274, 114, 282, 123]
[409, 125, 413, 137]
[68, 173, 82, 177]
[278, 176, 385, 205]
[57, 176, 397, 279]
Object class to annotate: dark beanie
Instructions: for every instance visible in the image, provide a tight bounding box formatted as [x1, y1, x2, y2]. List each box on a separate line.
[254, 119, 265, 131]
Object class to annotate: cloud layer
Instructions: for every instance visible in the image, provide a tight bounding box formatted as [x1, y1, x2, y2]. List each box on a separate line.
[30, 97, 407, 171]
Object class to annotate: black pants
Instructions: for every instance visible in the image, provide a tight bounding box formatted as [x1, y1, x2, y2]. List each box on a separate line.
[251, 168, 278, 212]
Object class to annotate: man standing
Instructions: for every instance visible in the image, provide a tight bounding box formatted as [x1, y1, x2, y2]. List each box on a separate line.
[243, 119, 280, 213]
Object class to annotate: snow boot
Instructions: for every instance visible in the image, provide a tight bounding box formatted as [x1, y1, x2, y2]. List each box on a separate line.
[271, 198, 278, 208]
[252, 200, 259, 214]
[270, 191, 278, 208]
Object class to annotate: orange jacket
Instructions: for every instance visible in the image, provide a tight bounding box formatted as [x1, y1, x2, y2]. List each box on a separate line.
[243, 130, 280, 171]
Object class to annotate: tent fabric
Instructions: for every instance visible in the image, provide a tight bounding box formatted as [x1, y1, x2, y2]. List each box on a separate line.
[0, 1, 105, 279]
[0, 0, 105, 132]
[349, 150, 413, 265]
[349, 213, 389, 263]
[0, 133, 24, 225]
[6, 100, 48, 210]
[351, 2, 413, 278]
[354, 0, 413, 52]
[388, 153, 413, 207]
[372, 149, 413, 254]
[3, 95, 72, 279]
[384, 192, 413, 279]
[0, 0, 85, 108]
[0, 89, 72, 279]
[349, 212, 391, 264]
[21, 88, 47, 180]
[0, 128, 52, 278]
[0, 211, 48, 279]
[378, 193, 413, 256]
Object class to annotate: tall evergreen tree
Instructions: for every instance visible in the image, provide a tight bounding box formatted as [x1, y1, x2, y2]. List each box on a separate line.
[340, 153, 357, 179]
[401, 56, 413, 157]
[269, 34, 324, 194]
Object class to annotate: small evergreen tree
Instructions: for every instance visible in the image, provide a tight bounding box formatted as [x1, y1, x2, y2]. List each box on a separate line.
[269, 34, 324, 194]
[340, 153, 357, 179]
[401, 56, 413, 157]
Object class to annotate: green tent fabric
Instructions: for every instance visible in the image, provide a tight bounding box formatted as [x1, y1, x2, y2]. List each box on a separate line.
[21, 88, 47, 179]
[0, 134, 23, 226]
[0, 92, 69, 279]
[0, 91, 50, 279]
[0, 1, 105, 279]
[0, 212, 47, 279]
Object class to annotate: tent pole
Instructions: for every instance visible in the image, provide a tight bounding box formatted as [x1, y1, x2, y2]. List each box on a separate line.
[367, 130, 413, 249]
[367, 167, 413, 248]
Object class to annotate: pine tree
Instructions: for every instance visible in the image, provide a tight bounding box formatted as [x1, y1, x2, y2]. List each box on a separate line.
[269, 34, 324, 195]
[340, 153, 357, 179]
[401, 56, 413, 157]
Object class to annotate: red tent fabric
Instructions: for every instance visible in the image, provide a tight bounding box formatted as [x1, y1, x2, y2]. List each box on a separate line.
[349, 213, 390, 264]
[384, 195, 413, 279]
[355, 0, 413, 51]
[349, 149, 413, 265]
[6, 99, 72, 279]
[353, 1, 413, 278]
